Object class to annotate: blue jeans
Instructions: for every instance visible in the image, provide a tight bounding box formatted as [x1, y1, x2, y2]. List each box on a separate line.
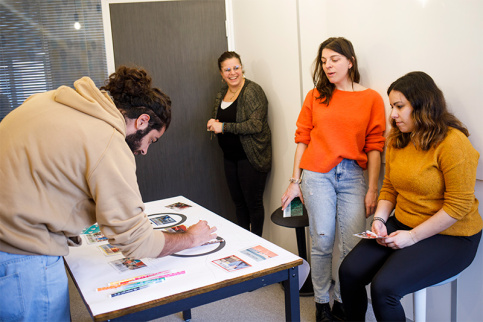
[301, 159, 367, 304]
[0, 251, 70, 322]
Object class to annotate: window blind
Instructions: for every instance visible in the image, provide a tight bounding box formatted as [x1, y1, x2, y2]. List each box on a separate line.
[0, 0, 107, 121]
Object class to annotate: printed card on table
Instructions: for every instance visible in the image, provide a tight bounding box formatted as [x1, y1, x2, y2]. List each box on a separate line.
[148, 213, 187, 229]
[150, 215, 176, 226]
[109, 258, 147, 272]
[240, 245, 278, 262]
[98, 244, 122, 256]
[212, 255, 251, 272]
[85, 231, 108, 244]
[165, 202, 192, 210]
[81, 223, 100, 235]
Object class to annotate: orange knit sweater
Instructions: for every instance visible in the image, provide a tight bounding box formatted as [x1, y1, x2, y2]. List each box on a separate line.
[295, 88, 386, 173]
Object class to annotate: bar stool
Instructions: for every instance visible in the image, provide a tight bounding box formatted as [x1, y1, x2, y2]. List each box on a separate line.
[413, 273, 460, 322]
[271, 205, 313, 296]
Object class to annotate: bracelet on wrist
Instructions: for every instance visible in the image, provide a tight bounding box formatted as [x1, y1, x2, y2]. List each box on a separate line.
[408, 230, 417, 243]
[289, 178, 302, 184]
[221, 123, 225, 134]
[372, 217, 386, 225]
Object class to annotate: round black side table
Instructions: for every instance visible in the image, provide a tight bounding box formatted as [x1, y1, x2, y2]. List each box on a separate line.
[271, 206, 314, 296]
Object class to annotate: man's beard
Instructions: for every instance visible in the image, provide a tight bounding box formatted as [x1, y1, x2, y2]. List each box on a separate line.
[125, 127, 151, 154]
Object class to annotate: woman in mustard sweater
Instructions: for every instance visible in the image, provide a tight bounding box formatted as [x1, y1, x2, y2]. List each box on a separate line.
[339, 71, 482, 321]
[281, 37, 386, 322]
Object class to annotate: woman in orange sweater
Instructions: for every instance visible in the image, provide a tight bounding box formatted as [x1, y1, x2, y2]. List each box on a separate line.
[339, 71, 482, 321]
[281, 37, 386, 322]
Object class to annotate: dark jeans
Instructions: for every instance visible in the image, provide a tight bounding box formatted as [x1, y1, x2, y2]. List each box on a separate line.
[223, 158, 268, 237]
[339, 216, 481, 321]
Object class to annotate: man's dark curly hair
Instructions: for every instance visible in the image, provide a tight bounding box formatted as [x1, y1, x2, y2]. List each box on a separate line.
[100, 66, 171, 131]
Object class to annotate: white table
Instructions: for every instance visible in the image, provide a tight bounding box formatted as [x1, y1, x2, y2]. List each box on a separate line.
[64, 196, 303, 321]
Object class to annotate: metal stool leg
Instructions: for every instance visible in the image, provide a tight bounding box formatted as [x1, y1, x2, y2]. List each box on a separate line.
[413, 287, 427, 322]
[413, 275, 459, 322]
[450, 279, 457, 322]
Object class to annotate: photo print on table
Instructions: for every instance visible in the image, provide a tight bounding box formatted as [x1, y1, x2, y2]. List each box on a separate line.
[109, 258, 147, 273]
[165, 202, 192, 210]
[85, 231, 108, 244]
[98, 244, 122, 256]
[81, 223, 100, 235]
[212, 255, 251, 272]
[240, 245, 278, 262]
[148, 213, 187, 229]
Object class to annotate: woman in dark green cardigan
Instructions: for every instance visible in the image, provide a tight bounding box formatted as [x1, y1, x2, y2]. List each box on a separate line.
[207, 51, 272, 236]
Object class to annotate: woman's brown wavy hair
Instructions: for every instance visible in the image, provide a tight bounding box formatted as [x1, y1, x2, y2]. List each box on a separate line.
[312, 37, 360, 105]
[387, 71, 468, 150]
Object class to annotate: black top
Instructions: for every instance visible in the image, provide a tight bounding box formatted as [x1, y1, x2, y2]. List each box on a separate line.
[212, 79, 272, 172]
[216, 99, 247, 161]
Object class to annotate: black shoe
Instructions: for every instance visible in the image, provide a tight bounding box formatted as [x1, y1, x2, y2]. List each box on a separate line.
[331, 301, 346, 321]
[316, 303, 333, 322]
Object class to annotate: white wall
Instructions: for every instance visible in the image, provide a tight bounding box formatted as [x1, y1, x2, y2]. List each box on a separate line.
[230, 0, 483, 320]
[230, 0, 303, 253]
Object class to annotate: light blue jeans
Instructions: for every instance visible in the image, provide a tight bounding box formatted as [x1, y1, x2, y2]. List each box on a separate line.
[301, 159, 366, 304]
[0, 251, 70, 322]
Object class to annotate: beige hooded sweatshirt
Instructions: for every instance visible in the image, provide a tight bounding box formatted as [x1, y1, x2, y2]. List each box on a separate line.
[0, 77, 165, 259]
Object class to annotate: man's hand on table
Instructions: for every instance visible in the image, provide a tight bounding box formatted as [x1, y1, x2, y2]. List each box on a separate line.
[158, 220, 217, 257]
[187, 220, 218, 247]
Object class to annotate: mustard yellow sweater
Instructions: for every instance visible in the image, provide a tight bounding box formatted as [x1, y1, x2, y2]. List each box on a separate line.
[379, 128, 482, 236]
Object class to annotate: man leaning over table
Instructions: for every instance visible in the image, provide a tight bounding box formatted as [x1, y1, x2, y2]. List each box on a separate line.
[0, 66, 217, 321]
